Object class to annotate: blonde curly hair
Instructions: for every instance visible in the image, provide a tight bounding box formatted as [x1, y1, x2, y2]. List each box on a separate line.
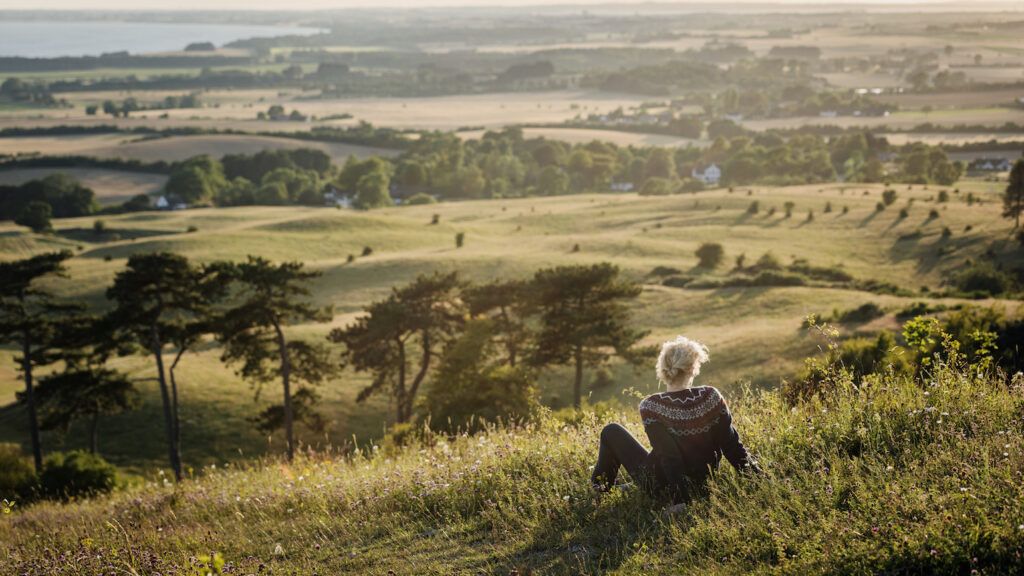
[656, 336, 710, 387]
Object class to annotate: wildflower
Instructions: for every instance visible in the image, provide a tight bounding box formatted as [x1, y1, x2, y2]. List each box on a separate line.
[273, 543, 286, 557]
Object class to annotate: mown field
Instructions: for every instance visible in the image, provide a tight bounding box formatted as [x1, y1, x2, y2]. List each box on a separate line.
[0, 179, 1019, 474]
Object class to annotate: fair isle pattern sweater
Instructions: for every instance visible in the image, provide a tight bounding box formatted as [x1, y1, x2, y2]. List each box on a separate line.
[639, 386, 757, 481]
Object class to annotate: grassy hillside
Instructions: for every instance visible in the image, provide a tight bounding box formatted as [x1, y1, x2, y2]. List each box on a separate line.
[3, 360, 1022, 575]
[0, 181, 1021, 473]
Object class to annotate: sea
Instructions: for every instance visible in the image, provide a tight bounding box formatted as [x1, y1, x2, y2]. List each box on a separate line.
[0, 20, 321, 58]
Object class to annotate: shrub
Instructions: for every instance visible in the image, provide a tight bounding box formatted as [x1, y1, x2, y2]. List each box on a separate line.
[876, 201, 885, 212]
[954, 262, 1014, 296]
[784, 201, 795, 218]
[186, 225, 199, 233]
[767, 206, 777, 216]
[754, 252, 783, 271]
[941, 226, 952, 239]
[824, 201, 832, 213]
[361, 246, 373, 256]
[882, 189, 898, 205]
[650, 266, 681, 277]
[405, 193, 436, 205]
[937, 189, 950, 202]
[455, 232, 465, 248]
[842, 205, 849, 214]
[788, 331, 909, 404]
[746, 201, 759, 214]
[423, 320, 537, 434]
[431, 213, 440, 225]
[92, 219, 106, 235]
[676, 178, 704, 193]
[898, 207, 909, 219]
[837, 302, 884, 324]
[806, 210, 814, 222]
[929, 208, 940, 219]
[0, 444, 37, 501]
[39, 451, 117, 501]
[695, 242, 725, 268]
[735, 253, 746, 269]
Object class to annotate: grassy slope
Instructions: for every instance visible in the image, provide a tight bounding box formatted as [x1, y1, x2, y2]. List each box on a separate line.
[2, 362, 1022, 575]
[0, 180, 1020, 474]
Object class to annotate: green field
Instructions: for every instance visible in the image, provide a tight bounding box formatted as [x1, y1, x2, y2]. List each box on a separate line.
[1, 180, 1019, 474]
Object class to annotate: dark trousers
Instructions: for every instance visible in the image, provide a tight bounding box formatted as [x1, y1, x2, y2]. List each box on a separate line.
[591, 423, 655, 492]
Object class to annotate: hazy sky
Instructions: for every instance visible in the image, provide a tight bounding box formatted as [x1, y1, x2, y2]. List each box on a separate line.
[0, 0, 1008, 10]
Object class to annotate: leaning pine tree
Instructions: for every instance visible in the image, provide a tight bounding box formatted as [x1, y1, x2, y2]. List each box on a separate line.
[106, 252, 221, 481]
[530, 263, 649, 409]
[0, 251, 75, 473]
[331, 272, 465, 424]
[217, 257, 335, 462]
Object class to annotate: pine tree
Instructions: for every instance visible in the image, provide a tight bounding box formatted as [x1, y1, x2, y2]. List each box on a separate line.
[0, 251, 75, 472]
[106, 252, 222, 481]
[332, 272, 465, 423]
[217, 257, 335, 462]
[529, 263, 648, 409]
[1003, 159, 1024, 229]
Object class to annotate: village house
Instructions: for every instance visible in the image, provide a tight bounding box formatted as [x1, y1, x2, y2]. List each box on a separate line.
[968, 158, 1013, 172]
[691, 163, 722, 185]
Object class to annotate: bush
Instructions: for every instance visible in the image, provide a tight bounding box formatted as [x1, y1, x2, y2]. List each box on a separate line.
[676, 178, 704, 193]
[92, 219, 107, 235]
[929, 208, 940, 219]
[455, 232, 465, 248]
[662, 275, 694, 288]
[361, 246, 373, 257]
[405, 193, 436, 205]
[649, 266, 681, 277]
[837, 302, 885, 324]
[430, 213, 440, 225]
[695, 242, 725, 268]
[937, 189, 949, 202]
[753, 252, 783, 271]
[876, 201, 885, 212]
[954, 262, 1014, 296]
[898, 207, 909, 219]
[788, 330, 909, 404]
[746, 200, 759, 214]
[0, 443, 37, 501]
[39, 451, 117, 500]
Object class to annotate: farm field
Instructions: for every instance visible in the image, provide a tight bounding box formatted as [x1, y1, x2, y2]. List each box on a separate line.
[0, 181, 1019, 473]
[0, 133, 397, 162]
[458, 126, 706, 148]
[0, 168, 167, 205]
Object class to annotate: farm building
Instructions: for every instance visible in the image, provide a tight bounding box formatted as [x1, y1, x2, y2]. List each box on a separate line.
[691, 163, 722, 185]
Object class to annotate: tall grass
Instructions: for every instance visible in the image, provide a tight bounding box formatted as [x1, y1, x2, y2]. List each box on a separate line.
[3, 357, 1022, 575]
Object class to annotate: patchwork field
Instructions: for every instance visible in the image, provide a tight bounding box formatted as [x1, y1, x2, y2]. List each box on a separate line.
[0, 133, 397, 162]
[0, 180, 1018, 473]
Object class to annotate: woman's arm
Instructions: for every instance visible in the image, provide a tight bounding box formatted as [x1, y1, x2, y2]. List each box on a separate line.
[720, 406, 762, 474]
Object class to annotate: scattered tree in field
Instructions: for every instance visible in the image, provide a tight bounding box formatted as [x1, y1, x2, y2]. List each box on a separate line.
[824, 201, 832, 213]
[1003, 159, 1024, 228]
[30, 364, 137, 456]
[106, 253, 220, 481]
[422, 319, 535, 433]
[15, 201, 52, 233]
[882, 189, 898, 206]
[332, 272, 465, 423]
[938, 189, 950, 203]
[735, 253, 747, 269]
[695, 242, 725, 268]
[455, 232, 465, 248]
[529, 263, 647, 409]
[217, 257, 335, 462]
[747, 200, 759, 214]
[463, 279, 532, 368]
[784, 201, 795, 218]
[0, 251, 74, 472]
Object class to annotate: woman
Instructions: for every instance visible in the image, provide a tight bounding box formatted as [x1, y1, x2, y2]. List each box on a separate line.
[591, 336, 760, 501]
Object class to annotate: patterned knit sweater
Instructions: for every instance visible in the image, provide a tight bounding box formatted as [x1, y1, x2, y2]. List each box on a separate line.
[639, 386, 757, 483]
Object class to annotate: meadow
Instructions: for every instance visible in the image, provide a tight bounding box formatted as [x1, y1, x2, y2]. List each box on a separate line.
[2, 352, 1022, 575]
[1, 180, 1019, 474]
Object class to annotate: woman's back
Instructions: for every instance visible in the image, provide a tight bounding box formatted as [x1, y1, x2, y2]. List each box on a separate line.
[640, 386, 756, 482]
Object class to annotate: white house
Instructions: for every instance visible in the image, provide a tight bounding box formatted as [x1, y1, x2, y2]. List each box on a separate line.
[323, 188, 353, 209]
[968, 158, 1012, 172]
[155, 196, 170, 209]
[691, 163, 722, 185]
[610, 181, 635, 192]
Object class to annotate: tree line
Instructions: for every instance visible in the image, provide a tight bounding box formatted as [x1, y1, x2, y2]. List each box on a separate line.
[2, 252, 650, 481]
